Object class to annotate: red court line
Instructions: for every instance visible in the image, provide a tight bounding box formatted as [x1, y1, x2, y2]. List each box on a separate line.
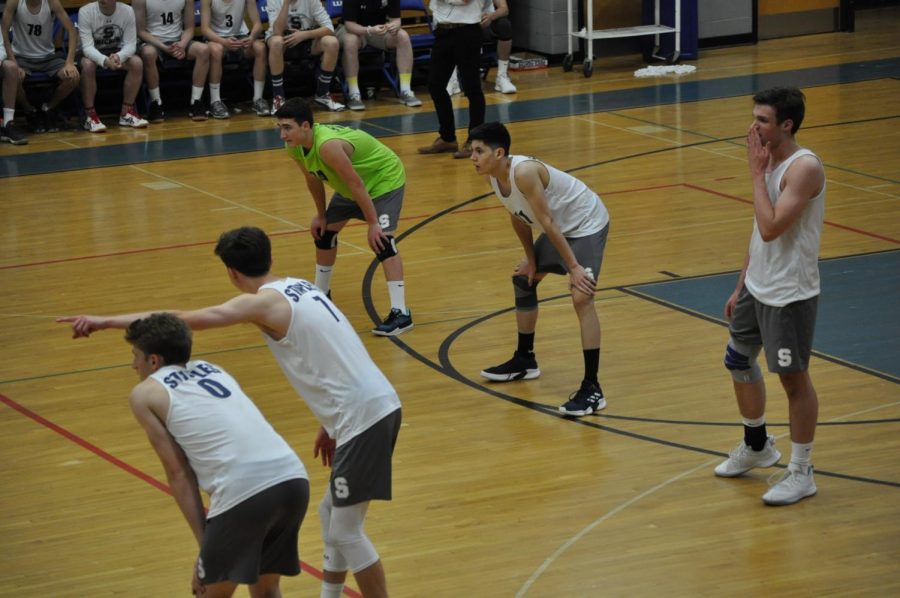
[0, 392, 362, 598]
[0, 229, 295, 272]
[4, 181, 893, 272]
[683, 183, 900, 245]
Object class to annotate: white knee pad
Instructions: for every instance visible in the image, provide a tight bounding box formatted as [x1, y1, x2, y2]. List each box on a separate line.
[327, 502, 379, 574]
[318, 490, 348, 573]
[724, 339, 763, 384]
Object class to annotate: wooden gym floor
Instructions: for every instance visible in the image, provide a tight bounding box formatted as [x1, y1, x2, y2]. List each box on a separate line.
[1, 6, 898, 597]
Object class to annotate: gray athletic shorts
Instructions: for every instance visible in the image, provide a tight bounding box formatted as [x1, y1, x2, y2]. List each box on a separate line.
[335, 25, 392, 51]
[15, 53, 67, 77]
[204, 34, 250, 58]
[331, 408, 401, 507]
[198, 478, 310, 585]
[139, 39, 198, 66]
[326, 186, 404, 233]
[728, 286, 818, 374]
[535, 224, 609, 282]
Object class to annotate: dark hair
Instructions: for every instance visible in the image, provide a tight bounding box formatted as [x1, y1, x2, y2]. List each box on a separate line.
[125, 313, 192, 366]
[214, 226, 272, 277]
[752, 87, 805, 134]
[468, 121, 511, 155]
[273, 97, 314, 126]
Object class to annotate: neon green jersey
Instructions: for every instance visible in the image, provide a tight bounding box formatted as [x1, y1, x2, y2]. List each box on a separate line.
[287, 123, 406, 199]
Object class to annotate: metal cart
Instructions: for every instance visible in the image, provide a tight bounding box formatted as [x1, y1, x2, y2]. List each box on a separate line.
[564, 0, 681, 77]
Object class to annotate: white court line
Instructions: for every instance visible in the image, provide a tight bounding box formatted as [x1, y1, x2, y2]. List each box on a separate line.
[515, 396, 900, 596]
[578, 114, 900, 201]
[127, 164, 374, 254]
[515, 459, 717, 598]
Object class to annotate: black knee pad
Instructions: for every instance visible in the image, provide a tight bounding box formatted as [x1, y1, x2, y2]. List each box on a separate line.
[512, 274, 538, 309]
[314, 229, 338, 250]
[490, 17, 513, 41]
[375, 235, 398, 262]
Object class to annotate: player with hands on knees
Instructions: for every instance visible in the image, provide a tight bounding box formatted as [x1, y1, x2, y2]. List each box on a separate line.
[274, 97, 414, 337]
[468, 121, 611, 417]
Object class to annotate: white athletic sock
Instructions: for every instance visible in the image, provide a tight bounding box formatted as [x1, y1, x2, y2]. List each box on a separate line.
[253, 79, 265, 101]
[790, 441, 813, 468]
[209, 83, 221, 103]
[191, 85, 204, 102]
[497, 59, 509, 78]
[388, 280, 406, 313]
[149, 87, 162, 103]
[3, 108, 14, 125]
[742, 415, 765, 427]
[320, 581, 343, 598]
[315, 265, 334, 294]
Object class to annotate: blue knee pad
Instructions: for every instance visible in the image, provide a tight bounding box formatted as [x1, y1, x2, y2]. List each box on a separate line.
[314, 229, 338, 250]
[512, 275, 538, 310]
[375, 235, 398, 262]
[724, 339, 763, 384]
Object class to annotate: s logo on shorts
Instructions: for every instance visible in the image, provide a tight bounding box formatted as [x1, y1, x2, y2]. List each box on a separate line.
[777, 348, 793, 367]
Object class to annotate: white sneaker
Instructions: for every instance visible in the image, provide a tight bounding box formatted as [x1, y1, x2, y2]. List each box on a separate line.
[446, 70, 461, 96]
[399, 90, 422, 107]
[714, 436, 781, 477]
[762, 464, 817, 506]
[314, 94, 346, 111]
[118, 108, 148, 128]
[83, 112, 107, 133]
[494, 73, 517, 94]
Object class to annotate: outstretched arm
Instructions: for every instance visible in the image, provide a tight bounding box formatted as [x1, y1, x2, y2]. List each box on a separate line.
[57, 293, 278, 338]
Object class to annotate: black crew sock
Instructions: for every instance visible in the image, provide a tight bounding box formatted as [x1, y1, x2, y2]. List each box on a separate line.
[583, 348, 600, 386]
[516, 332, 535, 356]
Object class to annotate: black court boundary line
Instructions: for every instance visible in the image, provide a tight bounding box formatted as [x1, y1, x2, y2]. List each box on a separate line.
[358, 152, 900, 489]
[620, 286, 899, 385]
[3, 77, 899, 179]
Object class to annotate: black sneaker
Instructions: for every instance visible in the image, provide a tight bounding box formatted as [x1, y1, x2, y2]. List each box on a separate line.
[188, 100, 208, 121]
[1, 122, 28, 145]
[44, 108, 66, 132]
[147, 101, 165, 123]
[372, 308, 413, 337]
[25, 109, 47, 133]
[480, 351, 540, 382]
[558, 381, 606, 416]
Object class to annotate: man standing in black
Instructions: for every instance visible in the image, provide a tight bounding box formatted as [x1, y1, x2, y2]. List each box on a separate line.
[417, 0, 488, 159]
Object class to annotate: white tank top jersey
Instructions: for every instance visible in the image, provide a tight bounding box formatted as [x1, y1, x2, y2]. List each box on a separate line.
[77, 2, 138, 66]
[430, 0, 492, 25]
[150, 360, 308, 518]
[264, 0, 333, 38]
[209, 0, 249, 37]
[745, 148, 825, 307]
[11, 0, 55, 59]
[143, 0, 186, 41]
[259, 278, 401, 446]
[490, 155, 610, 238]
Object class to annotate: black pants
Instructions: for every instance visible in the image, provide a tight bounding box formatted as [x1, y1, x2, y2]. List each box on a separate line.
[427, 24, 485, 143]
